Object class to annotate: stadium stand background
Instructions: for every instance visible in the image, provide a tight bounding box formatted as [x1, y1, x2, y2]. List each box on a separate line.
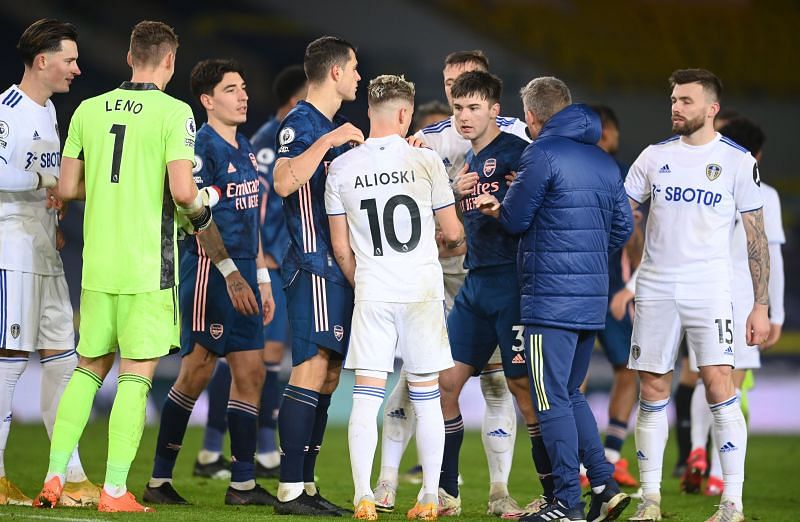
[1, 0, 798, 431]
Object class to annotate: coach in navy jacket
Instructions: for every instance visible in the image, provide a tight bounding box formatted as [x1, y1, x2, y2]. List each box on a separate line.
[476, 78, 633, 520]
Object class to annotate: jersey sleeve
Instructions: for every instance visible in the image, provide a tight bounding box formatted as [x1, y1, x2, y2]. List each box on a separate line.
[0, 107, 38, 191]
[734, 155, 763, 213]
[192, 143, 217, 190]
[506, 118, 532, 143]
[62, 104, 84, 160]
[428, 150, 455, 210]
[762, 185, 786, 244]
[275, 112, 313, 160]
[624, 147, 651, 204]
[164, 101, 196, 163]
[0, 106, 17, 162]
[324, 160, 345, 216]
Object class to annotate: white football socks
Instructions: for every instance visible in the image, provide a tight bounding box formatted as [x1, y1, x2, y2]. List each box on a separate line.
[710, 395, 747, 512]
[408, 383, 444, 500]
[635, 398, 670, 497]
[378, 370, 415, 488]
[480, 369, 515, 498]
[690, 380, 713, 451]
[349, 385, 385, 505]
[0, 358, 27, 477]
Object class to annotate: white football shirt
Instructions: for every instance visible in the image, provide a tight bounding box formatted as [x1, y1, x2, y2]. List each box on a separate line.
[730, 182, 785, 309]
[0, 85, 63, 275]
[325, 134, 455, 303]
[415, 115, 530, 181]
[625, 133, 763, 300]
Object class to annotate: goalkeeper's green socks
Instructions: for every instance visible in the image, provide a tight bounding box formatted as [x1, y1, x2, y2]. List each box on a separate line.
[46, 367, 103, 482]
[105, 373, 152, 494]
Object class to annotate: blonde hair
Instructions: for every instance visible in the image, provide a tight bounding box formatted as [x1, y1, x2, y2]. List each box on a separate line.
[368, 74, 415, 106]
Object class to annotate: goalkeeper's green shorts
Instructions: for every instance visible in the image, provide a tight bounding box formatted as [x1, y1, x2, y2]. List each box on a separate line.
[77, 287, 179, 360]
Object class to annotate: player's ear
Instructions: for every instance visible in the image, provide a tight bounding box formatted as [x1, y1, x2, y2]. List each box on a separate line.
[331, 63, 341, 83]
[490, 101, 501, 118]
[200, 92, 213, 111]
[163, 50, 175, 71]
[126, 51, 133, 68]
[34, 53, 47, 71]
[708, 101, 720, 121]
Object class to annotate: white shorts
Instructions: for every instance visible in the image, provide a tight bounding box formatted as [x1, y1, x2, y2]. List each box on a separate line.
[629, 299, 735, 374]
[345, 300, 454, 375]
[441, 260, 467, 315]
[688, 301, 760, 371]
[0, 270, 74, 352]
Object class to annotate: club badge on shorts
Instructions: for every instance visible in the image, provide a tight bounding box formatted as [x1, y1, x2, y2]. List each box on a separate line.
[631, 344, 641, 360]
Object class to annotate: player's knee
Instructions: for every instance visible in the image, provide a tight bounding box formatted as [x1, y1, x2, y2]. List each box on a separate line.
[639, 372, 671, 401]
[406, 372, 438, 387]
[480, 370, 509, 402]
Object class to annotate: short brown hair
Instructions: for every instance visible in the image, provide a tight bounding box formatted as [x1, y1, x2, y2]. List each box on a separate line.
[444, 50, 489, 71]
[130, 21, 179, 68]
[669, 68, 722, 102]
[304, 36, 356, 84]
[17, 19, 78, 67]
[367, 74, 415, 106]
[451, 71, 502, 105]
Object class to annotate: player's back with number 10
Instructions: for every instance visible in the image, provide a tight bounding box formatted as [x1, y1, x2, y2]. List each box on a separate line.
[64, 69, 195, 293]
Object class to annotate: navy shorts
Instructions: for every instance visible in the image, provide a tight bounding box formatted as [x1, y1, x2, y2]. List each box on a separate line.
[180, 255, 264, 357]
[596, 310, 633, 366]
[263, 268, 290, 344]
[285, 269, 354, 366]
[446, 264, 527, 379]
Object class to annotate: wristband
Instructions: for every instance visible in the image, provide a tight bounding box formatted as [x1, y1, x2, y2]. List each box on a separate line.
[38, 173, 58, 189]
[177, 190, 204, 214]
[215, 258, 238, 278]
[257, 267, 271, 283]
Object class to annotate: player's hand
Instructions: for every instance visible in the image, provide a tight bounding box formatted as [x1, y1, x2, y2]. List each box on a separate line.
[609, 288, 635, 321]
[760, 322, 782, 350]
[505, 171, 517, 187]
[226, 271, 259, 316]
[406, 135, 427, 148]
[474, 193, 500, 218]
[260, 282, 276, 326]
[452, 164, 479, 198]
[55, 227, 65, 251]
[325, 123, 365, 148]
[46, 188, 67, 220]
[745, 303, 770, 346]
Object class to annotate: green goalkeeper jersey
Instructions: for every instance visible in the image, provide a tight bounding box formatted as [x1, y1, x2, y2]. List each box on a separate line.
[63, 82, 196, 294]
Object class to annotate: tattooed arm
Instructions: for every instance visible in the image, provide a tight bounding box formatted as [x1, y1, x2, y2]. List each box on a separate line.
[741, 209, 771, 345]
[197, 222, 259, 316]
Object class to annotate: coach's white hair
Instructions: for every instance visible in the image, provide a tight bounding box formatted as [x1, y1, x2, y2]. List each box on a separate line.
[520, 76, 571, 124]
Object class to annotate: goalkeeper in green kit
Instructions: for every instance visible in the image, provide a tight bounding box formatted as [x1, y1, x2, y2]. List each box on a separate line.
[33, 20, 258, 513]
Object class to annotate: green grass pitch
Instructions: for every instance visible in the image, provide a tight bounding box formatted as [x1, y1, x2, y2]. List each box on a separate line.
[1, 422, 798, 520]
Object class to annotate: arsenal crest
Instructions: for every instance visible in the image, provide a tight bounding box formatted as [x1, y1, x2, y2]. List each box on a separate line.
[483, 158, 497, 177]
[210, 323, 224, 340]
[249, 152, 258, 170]
[706, 163, 722, 181]
[333, 325, 344, 342]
